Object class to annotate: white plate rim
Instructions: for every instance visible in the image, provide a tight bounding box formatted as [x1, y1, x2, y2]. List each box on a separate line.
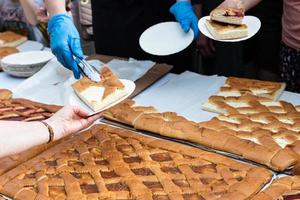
[139, 21, 194, 56]
[16, 40, 44, 52]
[1, 51, 54, 66]
[73, 79, 136, 116]
[198, 16, 261, 42]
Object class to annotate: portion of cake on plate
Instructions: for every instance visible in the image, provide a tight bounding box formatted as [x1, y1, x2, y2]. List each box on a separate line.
[206, 7, 248, 40]
[72, 66, 128, 111]
[210, 7, 244, 25]
[206, 19, 248, 40]
[0, 31, 27, 47]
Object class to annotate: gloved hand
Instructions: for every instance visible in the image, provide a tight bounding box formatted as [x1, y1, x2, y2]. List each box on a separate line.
[170, 1, 200, 38]
[48, 13, 83, 79]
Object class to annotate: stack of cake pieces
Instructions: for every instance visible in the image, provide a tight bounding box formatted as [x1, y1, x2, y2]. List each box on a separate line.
[0, 125, 273, 200]
[206, 7, 248, 40]
[72, 66, 128, 112]
[0, 31, 27, 70]
[0, 31, 27, 48]
[215, 77, 286, 100]
[0, 89, 64, 176]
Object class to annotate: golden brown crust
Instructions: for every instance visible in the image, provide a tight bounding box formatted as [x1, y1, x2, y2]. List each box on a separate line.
[0, 31, 27, 47]
[104, 99, 300, 171]
[0, 89, 12, 100]
[211, 7, 245, 17]
[0, 124, 273, 200]
[220, 77, 286, 100]
[206, 19, 248, 40]
[207, 19, 247, 33]
[103, 99, 157, 125]
[252, 176, 300, 200]
[72, 66, 125, 103]
[210, 7, 244, 25]
[0, 47, 18, 59]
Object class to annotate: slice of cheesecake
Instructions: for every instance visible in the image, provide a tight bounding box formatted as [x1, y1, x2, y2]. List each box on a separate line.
[72, 66, 128, 111]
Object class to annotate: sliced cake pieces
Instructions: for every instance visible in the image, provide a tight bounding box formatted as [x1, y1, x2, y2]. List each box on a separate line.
[72, 66, 128, 111]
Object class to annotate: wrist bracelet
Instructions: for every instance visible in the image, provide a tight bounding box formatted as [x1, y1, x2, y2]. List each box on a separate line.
[41, 121, 54, 143]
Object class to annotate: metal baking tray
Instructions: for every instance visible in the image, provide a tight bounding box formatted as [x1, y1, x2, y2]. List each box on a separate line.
[101, 119, 294, 175]
[0, 194, 10, 200]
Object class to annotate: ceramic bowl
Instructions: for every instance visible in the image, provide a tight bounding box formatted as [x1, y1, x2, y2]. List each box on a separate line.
[1, 51, 54, 77]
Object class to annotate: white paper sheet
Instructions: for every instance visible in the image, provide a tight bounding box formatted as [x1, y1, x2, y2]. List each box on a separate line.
[88, 58, 155, 81]
[134, 71, 226, 122]
[13, 58, 156, 107]
[134, 71, 300, 122]
[13, 59, 76, 105]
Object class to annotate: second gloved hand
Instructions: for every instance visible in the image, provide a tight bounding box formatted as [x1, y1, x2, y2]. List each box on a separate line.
[170, 1, 200, 38]
[48, 14, 83, 79]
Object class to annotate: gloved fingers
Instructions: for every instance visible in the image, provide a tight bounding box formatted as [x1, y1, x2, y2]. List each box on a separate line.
[61, 50, 81, 79]
[55, 53, 70, 70]
[179, 18, 192, 33]
[70, 38, 84, 59]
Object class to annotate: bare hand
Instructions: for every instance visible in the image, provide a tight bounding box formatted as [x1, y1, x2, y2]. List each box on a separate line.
[36, 7, 50, 23]
[219, 0, 244, 9]
[44, 106, 102, 140]
[197, 34, 216, 58]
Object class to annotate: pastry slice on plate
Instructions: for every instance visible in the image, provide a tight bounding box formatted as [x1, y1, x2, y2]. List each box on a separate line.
[205, 19, 248, 40]
[0, 31, 27, 48]
[72, 66, 128, 111]
[210, 7, 245, 25]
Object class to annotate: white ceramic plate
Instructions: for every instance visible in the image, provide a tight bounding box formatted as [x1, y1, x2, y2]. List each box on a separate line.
[198, 16, 261, 42]
[17, 40, 44, 51]
[139, 22, 194, 56]
[70, 79, 136, 115]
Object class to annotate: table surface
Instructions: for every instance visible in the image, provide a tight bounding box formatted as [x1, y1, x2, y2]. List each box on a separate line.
[1, 54, 300, 122]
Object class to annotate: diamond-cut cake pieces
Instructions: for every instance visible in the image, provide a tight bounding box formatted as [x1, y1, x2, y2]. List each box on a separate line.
[252, 176, 300, 200]
[104, 99, 300, 171]
[72, 66, 128, 112]
[218, 77, 286, 100]
[0, 125, 272, 200]
[0, 31, 27, 48]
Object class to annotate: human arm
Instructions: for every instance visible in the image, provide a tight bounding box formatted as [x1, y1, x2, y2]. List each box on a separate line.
[0, 106, 101, 158]
[219, 0, 263, 11]
[44, 0, 83, 79]
[45, 0, 66, 16]
[19, 0, 40, 25]
[170, 0, 200, 38]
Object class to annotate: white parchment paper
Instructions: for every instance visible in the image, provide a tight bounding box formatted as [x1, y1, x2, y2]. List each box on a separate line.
[134, 71, 226, 122]
[13, 58, 156, 107]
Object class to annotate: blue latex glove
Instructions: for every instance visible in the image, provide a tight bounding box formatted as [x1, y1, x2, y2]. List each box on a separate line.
[170, 1, 200, 38]
[48, 14, 83, 79]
